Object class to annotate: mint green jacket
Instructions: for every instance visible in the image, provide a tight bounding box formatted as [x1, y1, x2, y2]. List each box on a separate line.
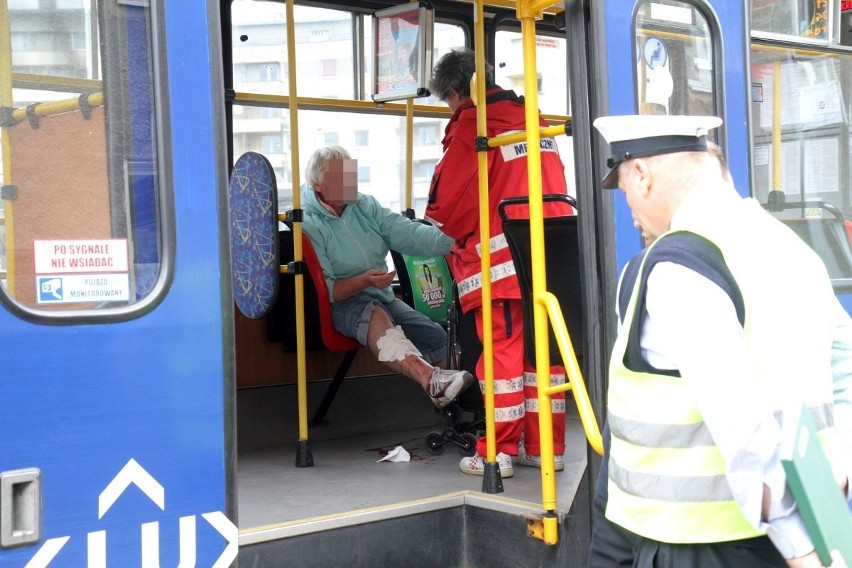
[301, 186, 453, 303]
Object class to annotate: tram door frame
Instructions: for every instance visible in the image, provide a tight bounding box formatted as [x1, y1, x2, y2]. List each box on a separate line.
[0, 1, 236, 566]
[595, 0, 750, 272]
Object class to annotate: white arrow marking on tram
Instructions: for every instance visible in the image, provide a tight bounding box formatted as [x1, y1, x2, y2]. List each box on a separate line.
[202, 511, 239, 568]
[98, 458, 165, 519]
[24, 536, 70, 568]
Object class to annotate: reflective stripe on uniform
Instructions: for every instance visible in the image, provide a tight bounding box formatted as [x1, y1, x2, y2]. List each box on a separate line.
[609, 457, 733, 502]
[609, 414, 714, 449]
[457, 260, 517, 298]
[494, 403, 525, 422]
[525, 398, 566, 414]
[491, 376, 524, 395]
[474, 233, 509, 257]
[523, 371, 566, 387]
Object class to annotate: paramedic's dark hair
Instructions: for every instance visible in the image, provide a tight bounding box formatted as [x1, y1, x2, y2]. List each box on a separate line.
[429, 48, 495, 101]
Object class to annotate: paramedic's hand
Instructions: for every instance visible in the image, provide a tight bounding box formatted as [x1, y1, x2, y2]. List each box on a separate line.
[787, 551, 848, 568]
[363, 269, 396, 290]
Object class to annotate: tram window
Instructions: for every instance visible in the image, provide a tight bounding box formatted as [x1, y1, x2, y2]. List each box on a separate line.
[231, 0, 465, 103]
[634, 0, 717, 117]
[230, 1, 465, 215]
[494, 30, 576, 196]
[749, 45, 852, 281]
[495, 31, 569, 115]
[751, 0, 852, 42]
[233, 107, 448, 217]
[1, 0, 166, 316]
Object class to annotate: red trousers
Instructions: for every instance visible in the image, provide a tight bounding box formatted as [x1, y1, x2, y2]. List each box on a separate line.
[473, 299, 566, 457]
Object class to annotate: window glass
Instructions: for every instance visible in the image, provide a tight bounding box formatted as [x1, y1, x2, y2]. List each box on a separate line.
[749, 46, 852, 280]
[634, 0, 716, 117]
[495, 31, 569, 115]
[495, 30, 575, 197]
[232, 2, 354, 98]
[1, 0, 164, 313]
[233, 108, 451, 217]
[231, 1, 466, 215]
[752, 0, 828, 40]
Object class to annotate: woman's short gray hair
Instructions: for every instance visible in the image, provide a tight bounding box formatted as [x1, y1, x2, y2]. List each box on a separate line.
[429, 48, 494, 101]
[305, 145, 352, 188]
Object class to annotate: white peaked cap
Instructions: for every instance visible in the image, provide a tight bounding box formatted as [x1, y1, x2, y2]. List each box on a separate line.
[592, 114, 722, 189]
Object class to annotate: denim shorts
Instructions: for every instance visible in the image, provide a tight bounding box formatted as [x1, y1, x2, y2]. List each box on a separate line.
[331, 292, 447, 363]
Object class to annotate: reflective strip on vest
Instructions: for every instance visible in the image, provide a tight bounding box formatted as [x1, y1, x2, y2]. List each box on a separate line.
[457, 260, 517, 299]
[475, 233, 509, 257]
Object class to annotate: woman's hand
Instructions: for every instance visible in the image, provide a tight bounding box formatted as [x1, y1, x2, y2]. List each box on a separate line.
[362, 269, 396, 289]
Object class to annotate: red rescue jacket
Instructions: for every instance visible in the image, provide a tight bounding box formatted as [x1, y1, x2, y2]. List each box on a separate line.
[425, 87, 571, 312]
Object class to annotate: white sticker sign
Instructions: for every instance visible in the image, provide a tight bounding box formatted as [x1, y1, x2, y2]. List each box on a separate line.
[36, 274, 131, 304]
[33, 239, 129, 275]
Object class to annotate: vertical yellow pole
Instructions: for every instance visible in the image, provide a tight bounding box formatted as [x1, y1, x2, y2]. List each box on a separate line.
[472, 0, 497, 477]
[771, 59, 781, 192]
[285, 0, 309, 448]
[518, 0, 558, 544]
[405, 97, 414, 213]
[0, 0, 16, 296]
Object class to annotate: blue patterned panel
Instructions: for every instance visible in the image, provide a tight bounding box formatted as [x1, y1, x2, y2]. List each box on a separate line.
[228, 152, 279, 319]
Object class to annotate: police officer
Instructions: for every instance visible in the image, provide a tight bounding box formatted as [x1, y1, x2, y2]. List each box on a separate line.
[590, 114, 850, 567]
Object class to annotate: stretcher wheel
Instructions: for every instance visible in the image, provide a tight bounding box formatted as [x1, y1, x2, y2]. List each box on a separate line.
[458, 432, 477, 456]
[425, 431, 446, 455]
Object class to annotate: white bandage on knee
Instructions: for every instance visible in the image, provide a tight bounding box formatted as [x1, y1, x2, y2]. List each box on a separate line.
[376, 325, 422, 362]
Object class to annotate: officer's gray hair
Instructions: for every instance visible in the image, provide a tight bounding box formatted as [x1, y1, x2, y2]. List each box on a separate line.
[305, 145, 351, 188]
[429, 48, 494, 101]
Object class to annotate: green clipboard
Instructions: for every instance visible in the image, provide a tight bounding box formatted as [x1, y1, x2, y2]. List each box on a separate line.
[780, 404, 852, 565]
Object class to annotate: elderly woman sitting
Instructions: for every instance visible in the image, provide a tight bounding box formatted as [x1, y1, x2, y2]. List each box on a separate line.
[301, 145, 472, 408]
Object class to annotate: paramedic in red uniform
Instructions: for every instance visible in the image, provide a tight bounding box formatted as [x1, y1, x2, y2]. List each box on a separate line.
[424, 48, 573, 477]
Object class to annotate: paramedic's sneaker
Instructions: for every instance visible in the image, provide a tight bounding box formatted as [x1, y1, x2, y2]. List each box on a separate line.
[428, 369, 474, 408]
[459, 452, 514, 478]
[516, 446, 565, 471]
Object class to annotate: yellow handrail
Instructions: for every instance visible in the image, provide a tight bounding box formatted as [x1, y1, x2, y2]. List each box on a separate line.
[539, 292, 603, 455]
[0, 1, 16, 296]
[284, 0, 311, 455]
[4, 92, 104, 124]
[472, 0, 498, 486]
[517, 0, 561, 544]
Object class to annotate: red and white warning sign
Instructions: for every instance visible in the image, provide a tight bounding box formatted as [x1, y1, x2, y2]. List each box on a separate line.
[33, 239, 129, 274]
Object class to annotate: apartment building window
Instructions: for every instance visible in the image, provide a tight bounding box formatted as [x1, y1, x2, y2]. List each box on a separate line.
[415, 160, 437, 180]
[324, 131, 339, 145]
[354, 130, 369, 147]
[260, 134, 282, 154]
[358, 166, 371, 183]
[415, 123, 439, 145]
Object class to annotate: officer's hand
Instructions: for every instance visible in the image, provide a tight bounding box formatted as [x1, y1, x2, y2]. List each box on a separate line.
[787, 550, 848, 568]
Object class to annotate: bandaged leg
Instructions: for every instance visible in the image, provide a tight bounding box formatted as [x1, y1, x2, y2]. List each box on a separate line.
[375, 326, 421, 361]
[366, 307, 434, 388]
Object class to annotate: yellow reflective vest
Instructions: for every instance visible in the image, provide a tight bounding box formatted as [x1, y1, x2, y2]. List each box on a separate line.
[606, 197, 837, 544]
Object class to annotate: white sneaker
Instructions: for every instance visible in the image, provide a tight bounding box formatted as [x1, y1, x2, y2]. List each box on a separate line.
[428, 369, 474, 408]
[459, 452, 514, 478]
[516, 446, 564, 471]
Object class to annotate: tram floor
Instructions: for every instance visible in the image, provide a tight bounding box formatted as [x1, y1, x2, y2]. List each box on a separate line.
[235, 373, 589, 531]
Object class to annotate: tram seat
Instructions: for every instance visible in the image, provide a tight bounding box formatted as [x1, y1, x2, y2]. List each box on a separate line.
[268, 228, 361, 426]
[498, 194, 583, 368]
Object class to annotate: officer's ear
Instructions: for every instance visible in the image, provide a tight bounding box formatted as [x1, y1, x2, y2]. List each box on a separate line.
[632, 159, 653, 197]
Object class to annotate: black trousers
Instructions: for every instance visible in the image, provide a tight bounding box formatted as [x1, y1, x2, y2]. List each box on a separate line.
[632, 534, 787, 568]
[588, 493, 787, 568]
[588, 492, 637, 568]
